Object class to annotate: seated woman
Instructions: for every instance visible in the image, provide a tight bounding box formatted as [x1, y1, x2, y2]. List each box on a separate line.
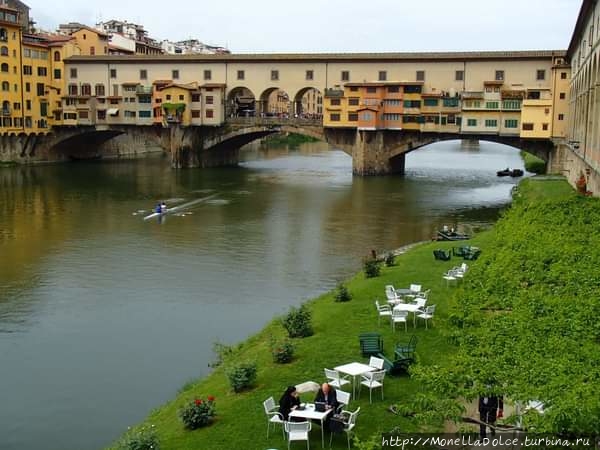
[278, 385, 301, 421]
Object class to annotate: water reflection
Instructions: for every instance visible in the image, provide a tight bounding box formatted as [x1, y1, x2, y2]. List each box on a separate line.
[0, 138, 526, 450]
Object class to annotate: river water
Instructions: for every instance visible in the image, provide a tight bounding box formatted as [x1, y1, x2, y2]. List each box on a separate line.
[0, 139, 525, 450]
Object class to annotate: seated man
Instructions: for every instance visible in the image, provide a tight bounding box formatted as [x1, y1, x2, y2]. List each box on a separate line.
[314, 383, 339, 411]
[313, 383, 340, 431]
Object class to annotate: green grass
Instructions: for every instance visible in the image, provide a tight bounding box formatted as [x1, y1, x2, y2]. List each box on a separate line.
[520, 151, 546, 174]
[110, 237, 496, 449]
[111, 177, 574, 450]
[262, 133, 320, 147]
[513, 177, 575, 203]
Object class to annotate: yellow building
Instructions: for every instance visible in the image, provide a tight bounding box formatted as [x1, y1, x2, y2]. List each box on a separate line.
[68, 26, 109, 56]
[550, 58, 570, 138]
[0, 5, 23, 132]
[21, 34, 51, 131]
[520, 88, 553, 139]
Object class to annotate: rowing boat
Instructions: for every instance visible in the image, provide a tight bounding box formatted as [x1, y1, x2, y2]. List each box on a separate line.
[143, 194, 218, 221]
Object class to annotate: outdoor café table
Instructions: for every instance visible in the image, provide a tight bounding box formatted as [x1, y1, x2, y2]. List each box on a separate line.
[334, 362, 376, 399]
[393, 288, 414, 296]
[289, 403, 333, 448]
[393, 302, 422, 327]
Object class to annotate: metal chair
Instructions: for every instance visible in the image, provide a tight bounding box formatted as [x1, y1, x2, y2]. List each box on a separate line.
[285, 420, 311, 450]
[263, 396, 285, 438]
[359, 370, 385, 403]
[329, 407, 361, 449]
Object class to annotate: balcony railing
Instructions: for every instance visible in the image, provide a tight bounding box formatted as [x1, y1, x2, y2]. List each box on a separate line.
[324, 88, 344, 98]
[136, 86, 153, 95]
[227, 116, 323, 126]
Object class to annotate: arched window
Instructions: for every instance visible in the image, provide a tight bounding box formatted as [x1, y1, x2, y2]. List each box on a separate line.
[94, 83, 105, 96]
[0, 46, 8, 56]
[54, 51, 60, 62]
[0, 28, 7, 41]
[1, 62, 8, 72]
[2, 100, 9, 111]
[68, 83, 77, 96]
[1, 81, 9, 91]
[81, 83, 91, 96]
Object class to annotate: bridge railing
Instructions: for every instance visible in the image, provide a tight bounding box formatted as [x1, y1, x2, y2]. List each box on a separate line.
[226, 117, 323, 127]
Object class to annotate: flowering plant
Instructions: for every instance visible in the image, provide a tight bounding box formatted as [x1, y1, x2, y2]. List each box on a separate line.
[179, 396, 216, 429]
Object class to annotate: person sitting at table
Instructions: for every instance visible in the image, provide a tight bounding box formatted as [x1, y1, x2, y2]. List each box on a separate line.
[279, 385, 301, 421]
[314, 383, 339, 411]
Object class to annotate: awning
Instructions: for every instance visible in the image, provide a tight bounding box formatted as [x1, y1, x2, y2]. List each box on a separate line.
[107, 108, 119, 116]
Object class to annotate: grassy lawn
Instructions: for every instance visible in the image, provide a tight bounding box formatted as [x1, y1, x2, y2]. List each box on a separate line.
[112, 177, 575, 450]
[111, 235, 495, 450]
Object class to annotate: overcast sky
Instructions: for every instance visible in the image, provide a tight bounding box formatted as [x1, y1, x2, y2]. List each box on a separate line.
[25, 0, 582, 53]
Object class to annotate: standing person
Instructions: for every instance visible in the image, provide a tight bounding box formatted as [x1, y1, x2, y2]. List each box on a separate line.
[478, 391, 503, 438]
[160, 201, 167, 213]
[278, 385, 301, 421]
[155, 202, 162, 214]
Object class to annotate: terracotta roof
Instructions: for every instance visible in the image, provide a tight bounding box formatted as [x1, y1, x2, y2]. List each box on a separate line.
[158, 82, 199, 91]
[421, 92, 443, 97]
[483, 80, 504, 85]
[152, 79, 172, 84]
[121, 82, 140, 86]
[64, 50, 567, 64]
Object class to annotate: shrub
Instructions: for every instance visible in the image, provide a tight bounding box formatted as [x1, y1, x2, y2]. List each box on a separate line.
[208, 341, 236, 368]
[117, 425, 159, 450]
[282, 305, 313, 338]
[226, 362, 257, 392]
[385, 252, 396, 267]
[179, 397, 216, 430]
[270, 338, 295, 363]
[334, 283, 352, 302]
[363, 257, 381, 278]
[521, 151, 546, 174]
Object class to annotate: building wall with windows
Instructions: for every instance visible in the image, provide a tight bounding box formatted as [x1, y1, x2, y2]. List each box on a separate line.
[567, 0, 600, 172]
[0, 6, 23, 132]
[60, 52, 566, 135]
[21, 39, 50, 130]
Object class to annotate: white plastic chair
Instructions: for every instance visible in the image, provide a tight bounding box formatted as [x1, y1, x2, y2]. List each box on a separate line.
[285, 420, 311, 450]
[360, 370, 385, 403]
[417, 305, 436, 329]
[385, 285, 400, 303]
[263, 396, 285, 438]
[443, 269, 459, 286]
[409, 284, 422, 294]
[336, 389, 351, 412]
[375, 300, 392, 325]
[413, 297, 427, 309]
[324, 368, 351, 389]
[391, 309, 408, 332]
[368, 356, 385, 370]
[329, 407, 361, 449]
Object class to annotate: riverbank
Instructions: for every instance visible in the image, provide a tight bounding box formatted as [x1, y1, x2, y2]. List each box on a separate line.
[109, 237, 496, 447]
[110, 176, 586, 449]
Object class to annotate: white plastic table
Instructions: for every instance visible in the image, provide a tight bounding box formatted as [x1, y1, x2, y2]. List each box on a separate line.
[289, 403, 333, 448]
[393, 303, 422, 327]
[334, 362, 376, 399]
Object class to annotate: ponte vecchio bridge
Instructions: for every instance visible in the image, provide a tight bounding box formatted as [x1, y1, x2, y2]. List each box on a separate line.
[24, 49, 571, 175]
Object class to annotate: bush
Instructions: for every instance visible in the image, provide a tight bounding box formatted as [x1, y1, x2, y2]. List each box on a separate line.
[179, 397, 216, 429]
[334, 283, 352, 302]
[521, 151, 546, 174]
[117, 425, 159, 450]
[385, 252, 396, 267]
[282, 305, 313, 338]
[226, 362, 257, 392]
[363, 257, 381, 278]
[208, 341, 236, 368]
[270, 338, 295, 363]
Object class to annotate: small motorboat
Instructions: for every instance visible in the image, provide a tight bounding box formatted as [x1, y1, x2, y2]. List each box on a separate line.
[437, 229, 470, 241]
[497, 168, 524, 177]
